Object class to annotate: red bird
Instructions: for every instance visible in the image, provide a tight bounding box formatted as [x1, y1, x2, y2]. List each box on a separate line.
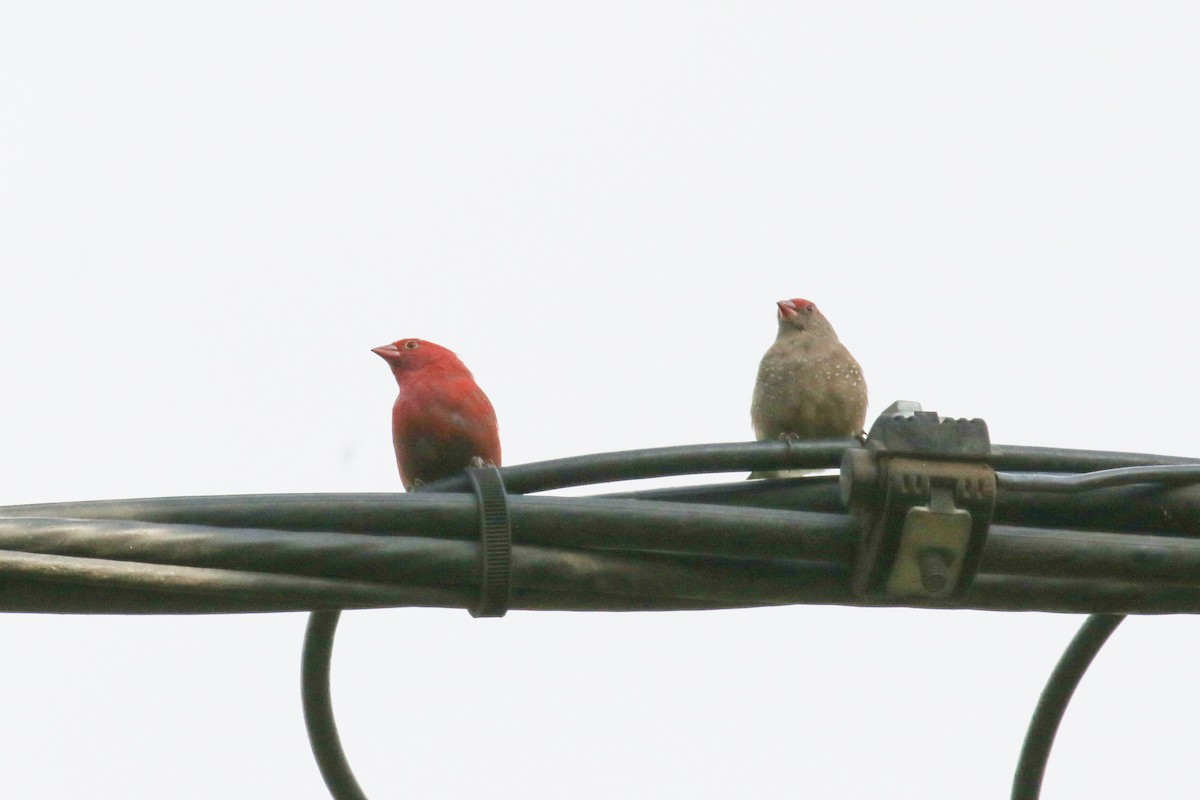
[372, 338, 501, 490]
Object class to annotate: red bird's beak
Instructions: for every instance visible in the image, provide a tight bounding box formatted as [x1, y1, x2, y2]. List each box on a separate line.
[776, 299, 799, 319]
[372, 344, 401, 360]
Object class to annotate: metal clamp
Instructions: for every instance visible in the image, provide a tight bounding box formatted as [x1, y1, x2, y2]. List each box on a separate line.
[466, 466, 512, 618]
[842, 401, 996, 599]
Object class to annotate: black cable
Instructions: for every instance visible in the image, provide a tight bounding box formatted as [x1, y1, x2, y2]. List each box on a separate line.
[988, 444, 1200, 472]
[4, 439, 1195, 534]
[615, 475, 1200, 538]
[299, 467, 507, 800]
[0, 441, 1195, 618]
[9, 493, 1200, 586]
[418, 440, 1197, 495]
[302, 611, 368, 800]
[998, 465, 1200, 493]
[0, 437, 1186, 800]
[3, 437, 1189, 800]
[0, 547, 436, 607]
[1011, 614, 1125, 800]
[4, 501, 1200, 612]
[417, 440, 859, 494]
[1, 440, 1195, 535]
[0, 494, 859, 560]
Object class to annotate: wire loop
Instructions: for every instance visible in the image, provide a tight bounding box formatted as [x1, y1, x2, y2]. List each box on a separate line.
[301, 610, 368, 800]
[1011, 614, 1125, 800]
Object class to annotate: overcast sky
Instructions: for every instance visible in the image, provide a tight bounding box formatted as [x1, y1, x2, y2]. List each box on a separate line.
[2, 3, 1199, 798]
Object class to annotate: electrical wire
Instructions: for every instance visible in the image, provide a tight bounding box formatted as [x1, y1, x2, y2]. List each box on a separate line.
[0, 438, 1199, 614]
[418, 440, 858, 493]
[998, 465, 1200, 493]
[1011, 614, 1125, 800]
[2, 496, 1200, 612]
[0, 438, 1194, 800]
[303, 611, 369, 800]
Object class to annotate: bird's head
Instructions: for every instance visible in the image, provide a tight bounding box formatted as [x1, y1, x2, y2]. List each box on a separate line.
[372, 338, 465, 377]
[776, 298, 837, 337]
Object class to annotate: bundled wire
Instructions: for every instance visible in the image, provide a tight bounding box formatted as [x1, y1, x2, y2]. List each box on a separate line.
[0, 439, 1197, 615]
[3, 437, 1199, 800]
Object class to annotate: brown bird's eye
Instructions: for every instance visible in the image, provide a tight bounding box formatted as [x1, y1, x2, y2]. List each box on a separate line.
[404, 340, 420, 350]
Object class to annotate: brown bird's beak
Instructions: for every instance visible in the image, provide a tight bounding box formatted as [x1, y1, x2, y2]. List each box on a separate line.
[372, 343, 401, 360]
[776, 299, 799, 319]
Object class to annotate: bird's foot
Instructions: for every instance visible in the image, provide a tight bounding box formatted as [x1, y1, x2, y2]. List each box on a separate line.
[468, 456, 496, 469]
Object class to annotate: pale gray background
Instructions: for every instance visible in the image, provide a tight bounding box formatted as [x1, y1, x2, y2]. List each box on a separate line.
[2, 3, 1198, 797]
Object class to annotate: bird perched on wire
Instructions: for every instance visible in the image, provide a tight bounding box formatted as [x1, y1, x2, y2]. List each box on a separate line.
[750, 298, 867, 478]
[373, 338, 501, 491]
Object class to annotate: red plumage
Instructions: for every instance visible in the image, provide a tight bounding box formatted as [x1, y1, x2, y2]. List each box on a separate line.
[372, 338, 501, 491]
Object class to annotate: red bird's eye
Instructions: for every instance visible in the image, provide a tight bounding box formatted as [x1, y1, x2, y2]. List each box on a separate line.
[404, 340, 420, 350]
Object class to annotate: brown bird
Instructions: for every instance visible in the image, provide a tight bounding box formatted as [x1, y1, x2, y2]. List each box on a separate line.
[750, 298, 867, 477]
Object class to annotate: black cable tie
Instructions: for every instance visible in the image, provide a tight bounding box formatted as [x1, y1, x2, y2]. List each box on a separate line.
[466, 466, 512, 618]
